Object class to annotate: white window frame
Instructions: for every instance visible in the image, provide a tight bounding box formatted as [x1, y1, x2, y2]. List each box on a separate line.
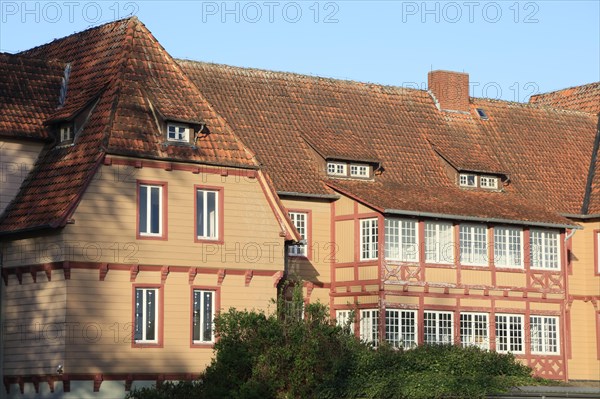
[530, 229, 560, 270]
[360, 309, 379, 346]
[459, 173, 477, 187]
[350, 164, 369, 178]
[60, 125, 73, 142]
[424, 311, 454, 344]
[385, 309, 418, 349]
[134, 287, 159, 343]
[192, 289, 216, 344]
[495, 314, 524, 354]
[425, 221, 454, 264]
[167, 123, 190, 142]
[360, 218, 379, 260]
[459, 224, 488, 266]
[196, 189, 219, 240]
[384, 218, 418, 262]
[327, 162, 347, 176]
[494, 227, 524, 268]
[460, 312, 489, 349]
[139, 184, 163, 237]
[288, 212, 308, 257]
[530, 315, 559, 355]
[480, 176, 498, 189]
[336, 309, 355, 332]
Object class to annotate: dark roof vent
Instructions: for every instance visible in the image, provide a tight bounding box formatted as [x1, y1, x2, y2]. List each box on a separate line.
[58, 63, 71, 108]
[476, 108, 488, 120]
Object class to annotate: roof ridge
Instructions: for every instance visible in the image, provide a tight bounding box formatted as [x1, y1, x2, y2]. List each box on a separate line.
[530, 81, 600, 99]
[474, 96, 599, 115]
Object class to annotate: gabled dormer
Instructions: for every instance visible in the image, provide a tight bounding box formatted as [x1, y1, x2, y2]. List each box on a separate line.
[162, 120, 207, 146]
[48, 96, 100, 148]
[325, 159, 379, 180]
[458, 172, 503, 191]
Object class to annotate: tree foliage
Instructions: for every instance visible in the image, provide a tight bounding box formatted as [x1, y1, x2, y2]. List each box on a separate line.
[126, 283, 539, 399]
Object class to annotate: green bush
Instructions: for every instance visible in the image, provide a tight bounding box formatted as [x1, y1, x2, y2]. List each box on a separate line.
[126, 282, 540, 399]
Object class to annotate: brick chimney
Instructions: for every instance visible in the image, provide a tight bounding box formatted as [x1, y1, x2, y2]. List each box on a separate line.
[428, 70, 470, 112]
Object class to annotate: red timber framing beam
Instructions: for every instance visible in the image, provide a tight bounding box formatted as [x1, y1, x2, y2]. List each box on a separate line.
[1, 261, 283, 287]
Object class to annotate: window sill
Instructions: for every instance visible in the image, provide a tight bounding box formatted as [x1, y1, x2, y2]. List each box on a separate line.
[195, 237, 224, 245]
[132, 342, 164, 349]
[137, 233, 167, 241]
[494, 266, 526, 273]
[191, 342, 216, 349]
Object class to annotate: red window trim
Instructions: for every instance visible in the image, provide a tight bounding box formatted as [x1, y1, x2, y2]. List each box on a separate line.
[194, 185, 224, 244]
[287, 208, 312, 261]
[136, 180, 168, 241]
[189, 285, 221, 348]
[131, 283, 164, 348]
[594, 230, 600, 276]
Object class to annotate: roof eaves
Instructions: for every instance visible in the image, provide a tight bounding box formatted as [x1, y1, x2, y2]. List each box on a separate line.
[277, 191, 340, 200]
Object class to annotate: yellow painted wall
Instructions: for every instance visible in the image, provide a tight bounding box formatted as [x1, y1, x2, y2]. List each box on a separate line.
[0, 138, 43, 215]
[568, 301, 599, 380]
[570, 221, 600, 296]
[335, 220, 355, 263]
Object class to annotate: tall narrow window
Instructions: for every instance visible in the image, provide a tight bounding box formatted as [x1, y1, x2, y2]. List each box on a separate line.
[196, 188, 219, 240]
[289, 212, 308, 256]
[193, 289, 216, 344]
[530, 316, 559, 354]
[384, 218, 418, 261]
[138, 184, 164, 237]
[460, 313, 489, 349]
[495, 314, 524, 353]
[360, 309, 379, 346]
[530, 230, 560, 270]
[385, 309, 417, 348]
[134, 287, 159, 343]
[336, 310, 355, 332]
[424, 311, 453, 344]
[361, 218, 378, 260]
[460, 224, 488, 266]
[425, 221, 454, 264]
[494, 227, 523, 268]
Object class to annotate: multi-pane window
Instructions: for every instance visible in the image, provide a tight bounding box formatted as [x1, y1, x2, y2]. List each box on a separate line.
[192, 289, 215, 343]
[336, 310, 355, 332]
[350, 164, 369, 177]
[530, 316, 559, 354]
[360, 309, 379, 346]
[139, 184, 163, 236]
[327, 162, 347, 176]
[424, 311, 453, 344]
[60, 125, 73, 142]
[384, 218, 418, 262]
[289, 212, 308, 256]
[385, 309, 417, 348]
[361, 218, 378, 260]
[495, 314, 524, 353]
[425, 221, 454, 264]
[480, 176, 498, 189]
[494, 227, 523, 268]
[196, 189, 218, 240]
[460, 313, 489, 349]
[167, 124, 189, 142]
[530, 230, 560, 270]
[460, 224, 488, 266]
[134, 288, 159, 343]
[459, 173, 477, 187]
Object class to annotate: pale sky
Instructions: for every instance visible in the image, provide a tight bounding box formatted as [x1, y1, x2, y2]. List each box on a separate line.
[0, 0, 598, 101]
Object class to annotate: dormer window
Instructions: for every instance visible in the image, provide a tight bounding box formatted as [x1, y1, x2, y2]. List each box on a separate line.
[167, 124, 190, 142]
[480, 176, 498, 189]
[350, 164, 369, 178]
[459, 173, 477, 187]
[327, 162, 347, 176]
[59, 124, 73, 143]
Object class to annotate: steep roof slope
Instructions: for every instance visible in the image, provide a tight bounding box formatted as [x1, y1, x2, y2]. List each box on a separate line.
[0, 18, 256, 234]
[0, 53, 64, 140]
[530, 83, 600, 114]
[181, 61, 598, 226]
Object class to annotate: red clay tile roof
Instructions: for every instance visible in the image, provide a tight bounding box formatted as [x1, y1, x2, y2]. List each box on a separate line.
[0, 53, 64, 140]
[529, 83, 600, 114]
[0, 17, 257, 234]
[181, 61, 598, 226]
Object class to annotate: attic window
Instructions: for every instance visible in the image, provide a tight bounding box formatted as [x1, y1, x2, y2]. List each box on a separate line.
[459, 173, 477, 187]
[480, 176, 498, 189]
[59, 124, 73, 143]
[350, 164, 370, 178]
[476, 108, 488, 120]
[327, 162, 347, 176]
[167, 123, 190, 142]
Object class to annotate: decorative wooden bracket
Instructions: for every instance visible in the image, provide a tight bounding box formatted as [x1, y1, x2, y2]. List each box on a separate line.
[99, 264, 109, 281]
[15, 268, 22, 285]
[306, 282, 315, 298]
[244, 270, 253, 287]
[217, 269, 226, 285]
[2, 269, 8, 286]
[130, 265, 139, 282]
[188, 268, 197, 284]
[125, 375, 133, 392]
[272, 271, 284, 288]
[44, 265, 52, 281]
[161, 266, 170, 284]
[31, 376, 40, 393]
[63, 262, 71, 280]
[93, 374, 103, 392]
[30, 266, 37, 283]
